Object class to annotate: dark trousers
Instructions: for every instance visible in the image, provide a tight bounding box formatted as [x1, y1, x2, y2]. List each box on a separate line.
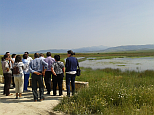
[11, 69, 15, 87]
[24, 74, 30, 90]
[44, 71, 52, 93]
[31, 74, 44, 100]
[66, 74, 76, 96]
[52, 74, 63, 96]
[3, 73, 12, 96]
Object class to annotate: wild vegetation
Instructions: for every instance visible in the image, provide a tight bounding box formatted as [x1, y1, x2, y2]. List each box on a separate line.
[0, 51, 154, 114]
[53, 51, 154, 115]
[54, 68, 154, 115]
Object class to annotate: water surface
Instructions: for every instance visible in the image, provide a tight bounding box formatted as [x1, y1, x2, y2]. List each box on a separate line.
[79, 57, 154, 72]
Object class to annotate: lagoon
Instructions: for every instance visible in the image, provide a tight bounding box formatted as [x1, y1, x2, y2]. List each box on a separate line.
[79, 57, 154, 72]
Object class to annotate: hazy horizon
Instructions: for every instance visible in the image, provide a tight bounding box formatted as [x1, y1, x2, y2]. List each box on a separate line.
[1, 0, 154, 54]
[0, 44, 154, 55]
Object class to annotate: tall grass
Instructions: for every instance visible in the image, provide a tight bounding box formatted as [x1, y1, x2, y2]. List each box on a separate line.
[54, 68, 154, 115]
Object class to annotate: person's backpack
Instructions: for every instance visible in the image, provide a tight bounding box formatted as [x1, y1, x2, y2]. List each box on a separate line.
[13, 64, 20, 74]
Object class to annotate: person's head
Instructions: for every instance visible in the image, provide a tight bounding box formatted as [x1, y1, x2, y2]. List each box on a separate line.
[46, 52, 51, 57]
[39, 53, 44, 57]
[4, 54, 9, 60]
[67, 50, 75, 57]
[54, 55, 60, 61]
[15, 55, 22, 63]
[5, 52, 10, 55]
[12, 54, 16, 58]
[23, 54, 28, 59]
[34, 53, 39, 58]
[5, 52, 10, 58]
[24, 52, 29, 55]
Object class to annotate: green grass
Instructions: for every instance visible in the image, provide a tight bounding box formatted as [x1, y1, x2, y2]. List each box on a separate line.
[54, 68, 154, 115]
[1, 51, 154, 114]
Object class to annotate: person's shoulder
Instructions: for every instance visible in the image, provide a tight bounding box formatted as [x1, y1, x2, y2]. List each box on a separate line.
[67, 57, 71, 59]
[12, 58, 15, 62]
[60, 61, 64, 66]
[19, 62, 24, 65]
[69, 57, 76, 60]
[28, 56, 33, 60]
[44, 57, 47, 61]
[59, 61, 64, 64]
[52, 61, 57, 65]
[2, 60, 6, 63]
[22, 59, 28, 62]
[49, 57, 55, 62]
[41, 58, 47, 63]
[36, 58, 41, 61]
[51, 57, 55, 60]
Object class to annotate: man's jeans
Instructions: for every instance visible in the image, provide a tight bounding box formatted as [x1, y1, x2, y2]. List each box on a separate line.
[24, 74, 30, 90]
[66, 74, 76, 96]
[32, 74, 44, 100]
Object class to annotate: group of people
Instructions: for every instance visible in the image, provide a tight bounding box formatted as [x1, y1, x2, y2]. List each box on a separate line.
[1, 50, 79, 101]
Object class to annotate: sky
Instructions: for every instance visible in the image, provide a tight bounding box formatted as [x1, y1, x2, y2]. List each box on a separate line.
[0, 0, 154, 54]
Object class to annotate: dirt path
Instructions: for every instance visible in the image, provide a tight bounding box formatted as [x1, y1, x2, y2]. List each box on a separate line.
[0, 83, 66, 115]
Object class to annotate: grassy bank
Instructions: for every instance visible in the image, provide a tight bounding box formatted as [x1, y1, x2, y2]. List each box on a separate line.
[54, 68, 154, 115]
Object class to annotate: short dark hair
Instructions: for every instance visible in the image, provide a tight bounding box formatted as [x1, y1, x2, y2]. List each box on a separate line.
[5, 52, 10, 55]
[54, 55, 60, 61]
[39, 53, 44, 57]
[23, 54, 28, 59]
[24, 52, 29, 54]
[15, 55, 22, 62]
[67, 50, 75, 55]
[12, 54, 16, 58]
[46, 52, 51, 56]
[3, 54, 9, 59]
[34, 53, 39, 58]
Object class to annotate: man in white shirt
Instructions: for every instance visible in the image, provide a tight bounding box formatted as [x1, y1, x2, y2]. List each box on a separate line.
[24, 52, 33, 63]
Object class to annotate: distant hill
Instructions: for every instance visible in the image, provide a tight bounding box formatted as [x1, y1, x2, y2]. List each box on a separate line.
[99, 44, 154, 52]
[72, 45, 109, 53]
[29, 45, 109, 54]
[3, 44, 154, 55]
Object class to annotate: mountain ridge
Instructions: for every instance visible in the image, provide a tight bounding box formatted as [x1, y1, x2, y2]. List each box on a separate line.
[100, 44, 154, 52]
[4, 44, 154, 55]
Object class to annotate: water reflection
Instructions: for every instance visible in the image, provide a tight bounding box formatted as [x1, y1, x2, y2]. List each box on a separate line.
[79, 57, 154, 72]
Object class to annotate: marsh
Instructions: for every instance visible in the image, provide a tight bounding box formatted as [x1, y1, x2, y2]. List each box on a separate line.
[79, 57, 154, 72]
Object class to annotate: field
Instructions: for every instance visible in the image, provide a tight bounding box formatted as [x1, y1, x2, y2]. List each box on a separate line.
[1, 51, 154, 114]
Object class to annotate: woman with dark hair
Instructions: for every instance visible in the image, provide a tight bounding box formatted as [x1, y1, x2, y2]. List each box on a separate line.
[65, 50, 79, 97]
[2, 54, 12, 96]
[51, 55, 65, 96]
[13, 55, 25, 99]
